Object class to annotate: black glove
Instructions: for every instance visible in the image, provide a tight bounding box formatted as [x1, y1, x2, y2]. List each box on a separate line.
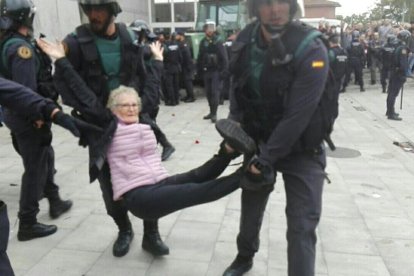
[240, 157, 276, 192]
[52, 111, 80, 137]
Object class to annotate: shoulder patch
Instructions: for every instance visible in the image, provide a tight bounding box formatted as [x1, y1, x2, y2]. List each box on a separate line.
[17, 46, 32, 59]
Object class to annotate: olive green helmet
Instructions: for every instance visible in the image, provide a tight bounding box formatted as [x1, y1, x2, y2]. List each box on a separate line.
[78, 0, 122, 16]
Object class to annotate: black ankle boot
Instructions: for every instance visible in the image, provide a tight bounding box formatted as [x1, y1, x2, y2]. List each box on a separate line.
[142, 220, 169, 256]
[223, 255, 253, 276]
[142, 232, 170, 256]
[49, 197, 73, 219]
[113, 229, 134, 257]
[161, 143, 175, 161]
[17, 222, 57, 241]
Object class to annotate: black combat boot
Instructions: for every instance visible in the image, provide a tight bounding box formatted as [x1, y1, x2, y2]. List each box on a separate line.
[215, 119, 256, 157]
[113, 217, 134, 257]
[142, 220, 169, 256]
[223, 255, 253, 276]
[161, 141, 175, 162]
[203, 113, 213, 120]
[360, 87, 365, 92]
[158, 132, 175, 161]
[388, 114, 402, 121]
[17, 222, 57, 241]
[49, 197, 73, 219]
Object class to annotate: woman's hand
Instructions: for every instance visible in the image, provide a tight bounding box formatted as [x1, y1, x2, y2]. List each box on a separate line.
[36, 38, 65, 60]
[149, 41, 164, 61]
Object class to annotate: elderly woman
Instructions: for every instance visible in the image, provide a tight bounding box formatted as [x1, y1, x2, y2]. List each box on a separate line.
[36, 38, 253, 220]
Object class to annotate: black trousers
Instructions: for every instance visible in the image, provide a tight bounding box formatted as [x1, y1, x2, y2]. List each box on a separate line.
[182, 73, 195, 99]
[3, 115, 59, 225]
[236, 151, 326, 276]
[0, 201, 15, 276]
[344, 60, 364, 89]
[386, 72, 406, 115]
[164, 71, 180, 104]
[380, 66, 390, 91]
[203, 71, 221, 116]
[123, 153, 237, 220]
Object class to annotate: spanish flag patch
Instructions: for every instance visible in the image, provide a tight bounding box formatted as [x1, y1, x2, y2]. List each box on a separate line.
[312, 61, 325, 68]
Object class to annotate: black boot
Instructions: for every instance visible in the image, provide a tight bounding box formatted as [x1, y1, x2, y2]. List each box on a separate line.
[388, 114, 402, 121]
[223, 255, 253, 276]
[215, 119, 256, 156]
[49, 197, 73, 219]
[113, 216, 134, 257]
[203, 113, 212, 120]
[17, 222, 57, 241]
[161, 141, 175, 161]
[142, 220, 169, 256]
[113, 229, 134, 257]
[156, 130, 175, 161]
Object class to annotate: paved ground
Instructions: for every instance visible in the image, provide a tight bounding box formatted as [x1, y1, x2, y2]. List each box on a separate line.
[2, 76, 414, 276]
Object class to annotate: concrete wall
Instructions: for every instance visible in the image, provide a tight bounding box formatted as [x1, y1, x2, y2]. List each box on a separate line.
[32, 0, 149, 39]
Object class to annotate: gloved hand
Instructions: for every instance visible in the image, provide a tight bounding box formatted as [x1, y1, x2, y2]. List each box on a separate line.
[240, 157, 276, 192]
[52, 111, 80, 137]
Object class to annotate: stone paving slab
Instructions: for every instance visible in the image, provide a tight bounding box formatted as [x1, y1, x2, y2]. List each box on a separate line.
[2, 77, 414, 275]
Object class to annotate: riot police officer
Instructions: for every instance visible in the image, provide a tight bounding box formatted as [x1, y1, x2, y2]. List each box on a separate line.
[380, 34, 397, 93]
[129, 19, 176, 160]
[0, 77, 83, 276]
[197, 21, 228, 123]
[386, 30, 411, 121]
[176, 31, 195, 103]
[55, 0, 169, 258]
[0, 0, 73, 241]
[329, 34, 347, 119]
[223, 0, 328, 275]
[367, 32, 382, 85]
[343, 30, 366, 92]
[163, 32, 182, 105]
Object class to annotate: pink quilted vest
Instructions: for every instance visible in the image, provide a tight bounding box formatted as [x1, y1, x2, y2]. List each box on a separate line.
[107, 122, 169, 200]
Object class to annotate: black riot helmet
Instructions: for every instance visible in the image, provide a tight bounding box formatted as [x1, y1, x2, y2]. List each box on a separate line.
[130, 19, 150, 34]
[78, 0, 122, 16]
[0, 0, 36, 29]
[351, 30, 360, 41]
[129, 19, 157, 43]
[397, 29, 411, 45]
[247, 0, 298, 20]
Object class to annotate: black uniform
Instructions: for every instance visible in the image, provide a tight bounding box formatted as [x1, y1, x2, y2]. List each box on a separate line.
[0, 32, 63, 226]
[0, 78, 62, 276]
[56, 23, 166, 249]
[163, 40, 182, 105]
[344, 40, 366, 91]
[386, 44, 409, 119]
[329, 45, 347, 119]
[197, 34, 228, 120]
[380, 43, 395, 93]
[178, 39, 195, 102]
[228, 21, 328, 276]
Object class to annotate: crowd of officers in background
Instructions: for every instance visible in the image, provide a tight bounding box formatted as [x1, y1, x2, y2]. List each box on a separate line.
[318, 19, 414, 121]
[125, 18, 414, 125]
